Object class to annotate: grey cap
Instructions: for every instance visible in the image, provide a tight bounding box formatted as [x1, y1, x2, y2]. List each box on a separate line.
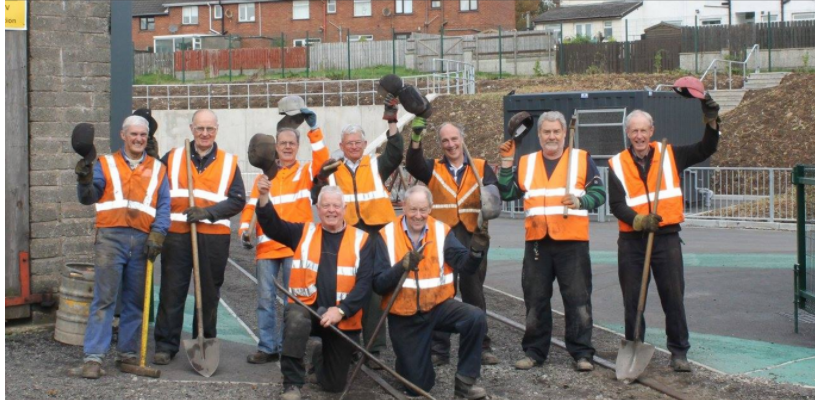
[278, 95, 306, 116]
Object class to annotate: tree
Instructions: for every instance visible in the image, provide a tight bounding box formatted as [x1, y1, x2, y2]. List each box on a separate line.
[516, 0, 553, 30]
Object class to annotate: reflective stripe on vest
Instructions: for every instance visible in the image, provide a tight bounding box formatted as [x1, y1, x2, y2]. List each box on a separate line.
[610, 142, 683, 208]
[95, 153, 164, 233]
[427, 159, 485, 232]
[95, 155, 162, 218]
[327, 155, 395, 226]
[167, 146, 236, 233]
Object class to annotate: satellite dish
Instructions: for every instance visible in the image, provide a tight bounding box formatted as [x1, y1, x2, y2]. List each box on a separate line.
[225, 9, 233, 18]
[169, 24, 178, 33]
[383, 7, 392, 17]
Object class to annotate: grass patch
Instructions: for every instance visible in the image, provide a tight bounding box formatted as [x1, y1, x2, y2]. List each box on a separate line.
[134, 65, 426, 85]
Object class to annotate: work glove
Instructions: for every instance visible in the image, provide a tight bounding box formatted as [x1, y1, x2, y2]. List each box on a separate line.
[633, 213, 663, 233]
[471, 228, 490, 253]
[411, 116, 427, 143]
[701, 93, 721, 126]
[184, 206, 213, 223]
[144, 231, 165, 262]
[145, 136, 159, 159]
[499, 139, 516, 164]
[300, 108, 318, 129]
[383, 93, 399, 123]
[75, 159, 94, 185]
[317, 158, 342, 182]
[401, 250, 423, 272]
[240, 230, 254, 249]
[561, 194, 581, 210]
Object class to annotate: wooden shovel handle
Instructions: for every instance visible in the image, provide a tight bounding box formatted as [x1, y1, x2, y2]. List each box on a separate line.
[184, 139, 205, 344]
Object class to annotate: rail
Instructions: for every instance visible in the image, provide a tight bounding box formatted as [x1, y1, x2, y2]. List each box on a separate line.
[699, 44, 761, 91]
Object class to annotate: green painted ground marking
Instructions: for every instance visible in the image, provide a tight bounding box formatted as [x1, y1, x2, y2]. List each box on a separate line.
[489, 248, 794, 269]
[602, 323, 815, 386]
[154, 290, 257, 347]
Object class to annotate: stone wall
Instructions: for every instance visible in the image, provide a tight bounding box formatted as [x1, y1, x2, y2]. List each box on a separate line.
[28, 0, 111, 294]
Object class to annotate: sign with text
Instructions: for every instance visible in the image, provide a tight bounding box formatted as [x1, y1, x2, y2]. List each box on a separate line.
[5, 0, 27, 30]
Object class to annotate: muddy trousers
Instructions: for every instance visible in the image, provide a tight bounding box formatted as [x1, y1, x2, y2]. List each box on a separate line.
[618, 233, 689, 358]
[521, 237, 594, 363]
[154, 232, 229, 356]
[355, 225, 387, 354]
[280, 303, 359, 392]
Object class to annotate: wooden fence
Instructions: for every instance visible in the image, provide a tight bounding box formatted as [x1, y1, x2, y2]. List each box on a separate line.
[307, 39, 407, 71]
[558, 37, 680, 74]
[475, 30, 556, 56]
[135, 52, 173, 76]
[681, 20, 815, 54]
[173, 47, 306, 74]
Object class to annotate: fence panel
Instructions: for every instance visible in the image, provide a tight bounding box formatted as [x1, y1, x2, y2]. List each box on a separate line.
[134, 52, 174, 76]
[173, 47, 307, 73]
[681, 20, 815, 52]
[559, 41, 623, 74]
[308, 39, 406, 70]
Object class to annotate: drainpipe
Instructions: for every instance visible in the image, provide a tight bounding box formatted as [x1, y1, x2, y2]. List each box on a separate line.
[221, 0, 226, 35]
[207, 3, 220, 35]
[258, 2, 262, 36]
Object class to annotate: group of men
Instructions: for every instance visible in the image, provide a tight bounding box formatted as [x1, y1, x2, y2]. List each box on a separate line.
[74, 85, 720, 399]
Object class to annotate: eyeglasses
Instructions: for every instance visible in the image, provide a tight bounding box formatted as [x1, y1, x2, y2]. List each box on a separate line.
[193, 126, 217, 133]
[342, 140, 365, 148]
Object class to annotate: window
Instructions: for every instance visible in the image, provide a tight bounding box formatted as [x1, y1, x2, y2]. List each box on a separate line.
[395, 33, 411, 40]
[603, 21, 612, 38]
[575, 23, 591, 38]
[701, 18, 721, 25]
[460, 0, 477, 11]
[396, 0, 412, 14]
[354, 0, 371, 16]
[174, 37, 201, 51]
[239, 3, 256, 22]
[760, 13, 779, 22]
[182, 6, 198, 25]
[543, 24, 560, 34]
[431, 0, 441, 8]
[140, 17, 155, 31]
[293, 38, 321, 47]
[213, 5, 222, 19]
[349, 34, 374, 42]
[792, 12, 815, 21]
[293, 0, 309, 20]
[327, 0, 336, 14]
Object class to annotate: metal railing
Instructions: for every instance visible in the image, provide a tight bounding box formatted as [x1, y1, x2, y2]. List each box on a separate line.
[700, 44, 761, 91]
[133, 61, 476, 111]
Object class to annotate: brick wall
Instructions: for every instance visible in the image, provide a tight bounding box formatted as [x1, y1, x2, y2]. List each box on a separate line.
[28, 0, 111, 294]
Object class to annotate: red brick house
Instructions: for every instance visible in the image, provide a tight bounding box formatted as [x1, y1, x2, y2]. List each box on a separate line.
[132, 0, 516, 52]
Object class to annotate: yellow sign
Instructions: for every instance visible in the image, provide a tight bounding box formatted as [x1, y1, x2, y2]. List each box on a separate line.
[5, 0, 27, 30]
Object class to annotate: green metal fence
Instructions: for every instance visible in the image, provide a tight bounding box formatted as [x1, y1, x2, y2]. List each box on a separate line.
[793, 164, 815, 333]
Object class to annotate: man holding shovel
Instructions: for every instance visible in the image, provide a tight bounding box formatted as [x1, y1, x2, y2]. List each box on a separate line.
[497, 111, 606, 372]
[153, 109, 246, 366]
[608, 86, 720, 373]
[254, 184, 380, 400]
[73, 116, 170, 378]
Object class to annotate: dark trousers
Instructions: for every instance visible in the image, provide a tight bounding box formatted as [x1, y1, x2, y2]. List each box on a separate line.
[432, 224, 492, 358]
[618, 232, 689, 357]
[521, 237, 594, 362]
[389, 299, 486, 394]
[355, 223, 387, 354]
[154, 232, 230, 355]
[280, 303, 359, 392]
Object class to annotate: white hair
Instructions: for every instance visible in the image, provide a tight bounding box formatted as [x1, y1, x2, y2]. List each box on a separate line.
[437, 122, 466, 140]
[122, 115, 149, 131]
[537, 111, 567, 132]
[318, 185, 345, 206]
[624, 109, 654, 131]
[404, 185, 433, 207]
[341, 124, 366, 141]
[276, 127, 300, 144]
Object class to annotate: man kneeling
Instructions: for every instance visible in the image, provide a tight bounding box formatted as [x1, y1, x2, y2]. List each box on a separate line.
[255, 182, 378, 400]
[374, 185, 490, 399]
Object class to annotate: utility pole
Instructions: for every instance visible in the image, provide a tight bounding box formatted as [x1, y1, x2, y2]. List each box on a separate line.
[721, 1, 732, 26]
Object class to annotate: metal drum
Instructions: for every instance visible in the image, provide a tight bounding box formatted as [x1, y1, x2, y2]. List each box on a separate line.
[54, 263, 95, 346]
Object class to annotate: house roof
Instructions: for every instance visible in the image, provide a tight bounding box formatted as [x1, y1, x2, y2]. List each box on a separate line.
[132, 0, 168, 17]
[533, 1, 643, 24]
[643, 21, 682, 32]
[160, 0, 280, 6]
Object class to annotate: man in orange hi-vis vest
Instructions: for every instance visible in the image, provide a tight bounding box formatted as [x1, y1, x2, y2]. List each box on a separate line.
[255, 185, 379, 400]
[238, 111, 329, 364]
[152, 109, 246, 365]
[608, 98, 720, 372]
[374, 185, 489, 399]
[497, 111, 606, 373]
[74, 115, 170, 379]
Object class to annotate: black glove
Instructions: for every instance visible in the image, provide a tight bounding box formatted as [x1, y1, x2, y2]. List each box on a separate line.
[317, 158, 342, 182]
[145, 136, 159, 159]
[383, 93, 399, 123]
[75, 159, 93, 185]
[633, 213, 662, 233]
[401, 250, 423, 272]
[471, 228, 490, 253]
[241, 230, 254, 249]
[701, 93, 720, 125]
[144, 231, 165, 262]
[184, 206, 213, 223]
[300, 108, 318, 129]
[411, 116, 426, 143]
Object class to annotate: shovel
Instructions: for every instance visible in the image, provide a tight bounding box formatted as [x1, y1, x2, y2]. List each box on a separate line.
[119, 259, 161, 379]
[616, 138, 668, 383]
[181, 139, 220, 377]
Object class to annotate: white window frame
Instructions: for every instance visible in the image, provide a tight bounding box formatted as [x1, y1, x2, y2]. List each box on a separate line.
[603, 21, 612, 38]
[293, 0, 310, 20]
[327, 0, 337, 14]
[460, 0, 477, 11]
[543, 24, 561, 34]
[239, 3, 256, 22]
[293, 38, 321, 47]
[760, 13, 779, 23]
[182, 6, 198, 25]
[431, 0, 441, 8]
[701, 18, 722, 25]
[349, 34, 374, 42]
[792, 12, 815, 21]
[396, 0, 413, 14]
[354, 0, 371, 17]
[213, 5, 222, 19]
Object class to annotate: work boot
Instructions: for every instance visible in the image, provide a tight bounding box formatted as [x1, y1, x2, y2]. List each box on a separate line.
[366, 351, 383, 370]
[280, 385, 302, 400]
[115, 356, 139, 369]
[671, 356, 692, 372]
[81, 361, 104, 379]
[481, 350, 499, 365]
[575, 357, 594, 372]
[431, 354, 450, 366]
[247, 351, 280, 364]
[152, 352, 172, 365]
[514, 356, 541, 370]
[454, 374, 487, 399]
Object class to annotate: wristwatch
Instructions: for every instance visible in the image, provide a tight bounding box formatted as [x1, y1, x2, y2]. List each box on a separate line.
[337, 307, 346, 318]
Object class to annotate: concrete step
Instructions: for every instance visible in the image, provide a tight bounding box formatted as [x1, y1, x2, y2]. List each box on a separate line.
[744, 72, 789, 90]
[709, 89, 746, 114]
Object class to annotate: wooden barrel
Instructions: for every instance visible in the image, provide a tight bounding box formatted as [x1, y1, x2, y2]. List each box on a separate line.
[54, 263, 95, 346]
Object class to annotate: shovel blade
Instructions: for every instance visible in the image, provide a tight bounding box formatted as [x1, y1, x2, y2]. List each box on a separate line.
[183, 337, 220, 377]
[615, 339, 655, 383]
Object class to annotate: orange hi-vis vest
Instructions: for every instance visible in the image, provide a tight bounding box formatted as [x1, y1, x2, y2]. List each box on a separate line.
[518, 149, 590, 241]
[609, 141, 684, 232]
[288, 223, 368, 331]
[239, 128, 330, 260]
[167, 146, 237, 235]
[427, 158, 486, 233]
[95, 152, 166, 234]
[328, 155, 395, 226]
[379, 216, 455, 316]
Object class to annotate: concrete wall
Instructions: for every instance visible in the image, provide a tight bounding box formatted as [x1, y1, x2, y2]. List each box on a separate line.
[680, 48, 815, 72]
[476, 55, 557, 75]
[28, 1, 112, 294]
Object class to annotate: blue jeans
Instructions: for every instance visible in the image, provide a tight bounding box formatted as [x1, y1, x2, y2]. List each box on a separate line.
[84, 227, 147, 363]
[256, 257, 291, 354]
